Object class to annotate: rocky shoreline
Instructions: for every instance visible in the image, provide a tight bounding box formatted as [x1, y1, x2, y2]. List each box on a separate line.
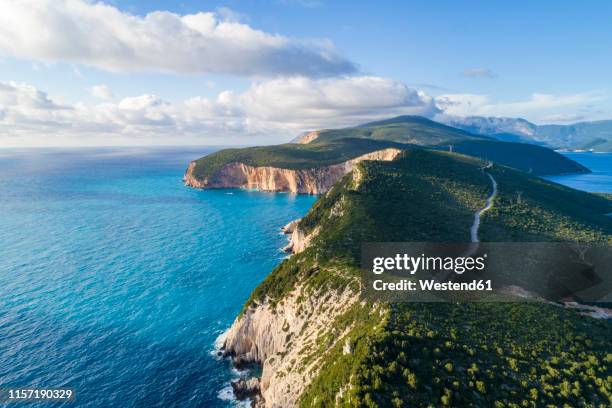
[215, 214, 357, 407]
[220, 283, 358, 407]
[218, 219, 304, 407]
[231, 377, 263, 406]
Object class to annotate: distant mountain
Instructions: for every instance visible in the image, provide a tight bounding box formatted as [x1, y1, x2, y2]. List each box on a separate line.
[537, 120, 612, 151]
[442, 115, 612, 152]
[294, 115, 490, 146]
[443, 116, 537, 139]
[442, 140, 588, 175]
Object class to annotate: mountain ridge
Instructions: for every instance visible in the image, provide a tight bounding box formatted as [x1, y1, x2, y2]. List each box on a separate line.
[443, 115, 612, 152]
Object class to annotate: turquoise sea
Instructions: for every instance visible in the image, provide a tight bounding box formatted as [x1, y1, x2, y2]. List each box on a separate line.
[544, 152, 612, 193]
[0, 148, 608, 407]
[0, 148, 315, 407]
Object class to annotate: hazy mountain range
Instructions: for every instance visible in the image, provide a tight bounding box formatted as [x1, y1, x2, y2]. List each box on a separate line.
[442, 116, 612, 152]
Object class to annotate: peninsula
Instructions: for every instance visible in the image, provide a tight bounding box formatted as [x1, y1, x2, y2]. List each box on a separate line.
[185, 117, 611, 407]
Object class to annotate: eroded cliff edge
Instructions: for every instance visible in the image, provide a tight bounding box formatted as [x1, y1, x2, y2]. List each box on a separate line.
[183, 148, 401, 194]
[222, 284, 362, 407]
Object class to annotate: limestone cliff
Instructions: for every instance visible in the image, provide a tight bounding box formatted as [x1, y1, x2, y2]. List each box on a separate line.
[294, 130, 321, 144]
[222, 284, 359, 407]
[221, 179, 361, 407]
[282, 219, 319, 254]
[183, 148, 401, 194]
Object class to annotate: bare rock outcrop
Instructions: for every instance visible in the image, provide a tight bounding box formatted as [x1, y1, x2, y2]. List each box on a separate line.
[184, 148, 402, 194]
[222, 285, 358, 408]
[281, 220, 299, 234]
[294, 130, 321, 144]
[231, 377, 262, 403]
[283, 224, 319, 254]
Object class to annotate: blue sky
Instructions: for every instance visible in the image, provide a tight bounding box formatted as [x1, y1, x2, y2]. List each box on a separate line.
[0, 0, 611, 146]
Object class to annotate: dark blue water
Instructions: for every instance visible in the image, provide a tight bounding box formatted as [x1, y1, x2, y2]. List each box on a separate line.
[0, 148, 316, 407]
[545, 152, 612, 193]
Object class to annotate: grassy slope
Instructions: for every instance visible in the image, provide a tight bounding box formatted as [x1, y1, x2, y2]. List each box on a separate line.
[308, 116, 589, 174]
[189, 138, 409, 180]
[313, 115, 490, 146]
[241, 149, 612, 407]
[449, 140, 590, 175]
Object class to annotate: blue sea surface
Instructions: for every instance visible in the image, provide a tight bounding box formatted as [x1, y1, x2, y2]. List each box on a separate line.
[0, 147, 316, 407]
[545, 152, 612, 193]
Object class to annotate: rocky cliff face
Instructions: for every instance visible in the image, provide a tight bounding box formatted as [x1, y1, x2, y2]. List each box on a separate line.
[220, 191, 360, 407]
[282, 219, 319, 254]
[294, 130, 321, 144]
[184, 148, 402, 194]
[222, 284, 358, 407]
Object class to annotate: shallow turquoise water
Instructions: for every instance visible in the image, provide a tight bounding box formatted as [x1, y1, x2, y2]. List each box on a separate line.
[544, 152, 612, 193]
[0, 148, 316, 407]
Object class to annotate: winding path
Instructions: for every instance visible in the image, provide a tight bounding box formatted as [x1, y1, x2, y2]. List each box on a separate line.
[470, 162, 498, 243]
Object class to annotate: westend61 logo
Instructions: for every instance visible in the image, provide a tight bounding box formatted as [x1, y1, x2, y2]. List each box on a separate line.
[370, 252, 491, 294]
[372, 253, 487, 275]
[361, 242, 612, 303]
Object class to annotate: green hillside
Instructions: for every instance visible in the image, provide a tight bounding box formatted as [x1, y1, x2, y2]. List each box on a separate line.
[301, 116, 588, 174]
[308, 115, 490, 146]
[242, 149, 612, 407]
[448, 140, 589, 175]
[189, 138, 408, 180]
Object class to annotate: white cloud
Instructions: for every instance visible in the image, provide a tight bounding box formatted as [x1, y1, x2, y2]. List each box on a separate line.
[90, 85, 114, 100]
[0, 77, 436, 146]
[0, 82, 69, 111]
[2, 78, 603, 146]
[436, 93, 490, 116]
[233, 76, 438, 128]
[215, 7, 246, 23]
[0, 0, 355, 77]
[462, 68, 496, 79]
[539, 113, 586, 123]
[435, 91, 606, 122]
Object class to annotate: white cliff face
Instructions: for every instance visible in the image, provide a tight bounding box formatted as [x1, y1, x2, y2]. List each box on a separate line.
[223, 192, 357, 407]
[222, 285, 358, 408]
[282, 222, 319, 254]
[281, 220, 299, 234]
[294, 130, 321, 144]
[184, 148, 402, 194]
